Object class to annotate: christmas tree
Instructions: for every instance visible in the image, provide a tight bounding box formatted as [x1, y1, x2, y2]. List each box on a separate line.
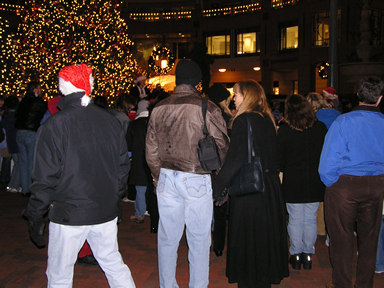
[0, 16, 14, 90]
[1, 0, 137, 102]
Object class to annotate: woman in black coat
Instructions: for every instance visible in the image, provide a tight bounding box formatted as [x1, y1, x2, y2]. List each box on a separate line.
[127, 100, 152, 224]
[213, 80, 289, 288]
[277, 94, 327, 271]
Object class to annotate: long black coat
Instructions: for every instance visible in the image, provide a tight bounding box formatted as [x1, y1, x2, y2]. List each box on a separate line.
[213, 112, 289, 286]
[277, 121, 327, 203]
[127, 114, 151, 186]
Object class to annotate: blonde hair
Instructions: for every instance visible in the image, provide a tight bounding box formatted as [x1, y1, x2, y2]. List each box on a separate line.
[306, 92, 332, 111]
[230, 80, 275, 129]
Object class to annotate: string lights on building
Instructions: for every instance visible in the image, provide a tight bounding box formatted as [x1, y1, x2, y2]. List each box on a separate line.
[271, 0, 300, 9]
[127, 1, 301, 21]
[318, 61, 329, 79]
[129, 2, 268, 21]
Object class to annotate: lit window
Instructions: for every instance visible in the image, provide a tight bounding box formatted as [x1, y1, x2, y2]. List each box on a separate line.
[314, 12, 329, 47]
[206, 34, 230, 56]
[280, 25, 298, 50]
[237, 32, 260, 55]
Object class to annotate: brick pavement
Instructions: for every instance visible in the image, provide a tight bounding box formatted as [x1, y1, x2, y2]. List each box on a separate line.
[0, 186, 383, 288]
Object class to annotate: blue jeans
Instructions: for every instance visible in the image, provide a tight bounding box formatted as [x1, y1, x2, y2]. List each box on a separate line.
[16, 130, 36, 195]
[286, 202, 319, 255]
[376, 215, 384, 272]
[134, 185, 147, 217]
[8, 153, 21, 190]
[157, 168, 213, 288]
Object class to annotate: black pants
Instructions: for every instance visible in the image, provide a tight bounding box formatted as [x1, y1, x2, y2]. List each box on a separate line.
[146, 182, 159, 231]
[213, 202, 228, 251]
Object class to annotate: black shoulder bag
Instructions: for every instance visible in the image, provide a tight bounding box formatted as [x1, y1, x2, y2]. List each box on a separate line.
[229, 115, 265, 196]
[197, 97, 221, 171]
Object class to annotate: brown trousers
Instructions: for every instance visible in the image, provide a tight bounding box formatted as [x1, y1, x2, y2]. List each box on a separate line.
[325, 174, 384, 288]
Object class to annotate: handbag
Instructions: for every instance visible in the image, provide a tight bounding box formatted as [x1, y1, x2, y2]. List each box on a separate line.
[229, 115, 265, 196]
[197, 97, 221, 171]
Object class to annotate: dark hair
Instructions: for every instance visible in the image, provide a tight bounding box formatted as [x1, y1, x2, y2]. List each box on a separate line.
[93, 96, 108, 109]
[357, 76, 384, 104]
[4, 95, 19, 110]
[26, 81, 40, 95]
[284, 94, 316, 131]
[148, 91, 170, 115]
[114, 93, 137, 113]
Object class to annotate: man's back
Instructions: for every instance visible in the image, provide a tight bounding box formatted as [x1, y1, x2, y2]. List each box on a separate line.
[30, 96, 129, 225]
[146, 84, 229, 180]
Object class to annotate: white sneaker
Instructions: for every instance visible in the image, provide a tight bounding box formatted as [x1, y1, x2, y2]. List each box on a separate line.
[325, 237, 330, 247]
[144, 211, 150, 216]
[375, 270, 384, 274]
[122, 197, 135, 203]
[6, 187, 19, 193]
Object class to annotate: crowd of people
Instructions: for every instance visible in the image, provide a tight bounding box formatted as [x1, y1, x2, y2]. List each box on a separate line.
[1, 60, 383, 288]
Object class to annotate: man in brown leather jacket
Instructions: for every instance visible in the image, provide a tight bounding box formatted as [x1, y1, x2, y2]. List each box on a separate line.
[146, 59, 229, 288]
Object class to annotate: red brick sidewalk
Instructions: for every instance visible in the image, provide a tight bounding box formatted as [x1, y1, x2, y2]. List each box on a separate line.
[0, 187, 383, 288]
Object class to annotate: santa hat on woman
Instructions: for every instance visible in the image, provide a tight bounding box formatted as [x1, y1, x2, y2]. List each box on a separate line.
[58, 64, 94, 106]
[323, 87, 337, 99]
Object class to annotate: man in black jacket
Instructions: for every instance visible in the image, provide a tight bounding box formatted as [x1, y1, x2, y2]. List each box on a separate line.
[23, 64, 136, 288]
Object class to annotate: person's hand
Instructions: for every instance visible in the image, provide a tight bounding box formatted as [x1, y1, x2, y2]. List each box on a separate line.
[28, 218, 46, 248]
[213, 187, 228, 206]
[23, 210, 46, 249]
[214, 193, 228, 206]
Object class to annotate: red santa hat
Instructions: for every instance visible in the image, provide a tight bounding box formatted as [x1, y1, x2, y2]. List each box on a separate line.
[58, 64, 93, 95]
[323, 87, 337, 99]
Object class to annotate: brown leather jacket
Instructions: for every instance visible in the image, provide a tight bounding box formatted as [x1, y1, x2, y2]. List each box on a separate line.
[146, 84, 229, 182]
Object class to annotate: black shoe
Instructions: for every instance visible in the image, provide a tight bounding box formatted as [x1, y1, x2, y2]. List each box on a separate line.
[150, 226, 158, 234]
[213, 249, 223, 257]
[289, 254, 302, 270]
[77, 254, 99, 266]
[302, 253, 312, 270]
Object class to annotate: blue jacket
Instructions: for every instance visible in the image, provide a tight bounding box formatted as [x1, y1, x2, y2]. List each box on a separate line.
[318, 105, 384, 187]
[316, 108, 341, 129]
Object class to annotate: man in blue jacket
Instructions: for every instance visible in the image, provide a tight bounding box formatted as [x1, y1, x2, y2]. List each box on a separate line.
[24, 64, 135, 288]
[319, 77, 384, 288]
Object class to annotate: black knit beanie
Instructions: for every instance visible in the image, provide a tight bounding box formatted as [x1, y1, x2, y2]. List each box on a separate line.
[175, 59, 202, 87]
[208, 83, 230, 105]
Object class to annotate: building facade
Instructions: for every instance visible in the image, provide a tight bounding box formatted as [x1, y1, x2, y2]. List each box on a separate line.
[124, 0, 384, 96]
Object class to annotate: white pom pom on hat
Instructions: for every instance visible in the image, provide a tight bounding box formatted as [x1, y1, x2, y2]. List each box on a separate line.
[58, 64, 93, 106]
[134, 75, 147, 84]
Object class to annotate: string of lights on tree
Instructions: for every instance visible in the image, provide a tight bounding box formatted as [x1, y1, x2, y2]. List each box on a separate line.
[1, 0, 137, 101]
[0, 17, 14, 92]
[148, 46, 175, 75]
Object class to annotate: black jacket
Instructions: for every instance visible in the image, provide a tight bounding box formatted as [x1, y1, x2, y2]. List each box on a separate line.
[15, 93, 47, 131]
[25, 92, 130, 225]
[127, 113, 151, 186]
[277, 121, 327, 203]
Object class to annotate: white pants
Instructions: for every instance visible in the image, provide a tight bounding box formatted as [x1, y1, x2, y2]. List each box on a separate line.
[46, 218, 135, 288]
[157, 168, 213, 288]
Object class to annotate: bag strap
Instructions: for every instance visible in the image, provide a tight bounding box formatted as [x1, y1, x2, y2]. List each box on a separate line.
[202, 97, 209, 136]
[246, 115, 260, 163]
